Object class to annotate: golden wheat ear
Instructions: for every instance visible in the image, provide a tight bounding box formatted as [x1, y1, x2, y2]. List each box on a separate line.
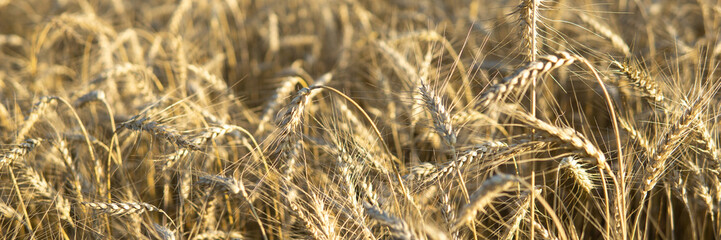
[476, 52, 578, 111]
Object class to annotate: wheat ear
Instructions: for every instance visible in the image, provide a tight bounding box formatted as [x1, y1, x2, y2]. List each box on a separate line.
[476, 52, 578, 110]
[559, 156, 595, 194]
[0, 138, 42, 168]
[512, 110, 607, 169]
[454, 174, 518, 229]
[611, 60, 665, 107]
[365, 203, 414, 240]
[82, 202, 164, 216]
[642, 99, 707, 193]
[117, 115, 201, 150]
[419, 80, 457, 146]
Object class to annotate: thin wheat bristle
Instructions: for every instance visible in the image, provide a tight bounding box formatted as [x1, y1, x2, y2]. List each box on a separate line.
[578, 13, 630, 56]
[193, 231, 245, 240]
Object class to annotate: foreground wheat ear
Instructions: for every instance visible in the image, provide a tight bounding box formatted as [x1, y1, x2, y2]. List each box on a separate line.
[476, 51, 578, 110]
[454, 174, 518, 229]
[1, 0, 719, 239]
[82, 202, 165, 216]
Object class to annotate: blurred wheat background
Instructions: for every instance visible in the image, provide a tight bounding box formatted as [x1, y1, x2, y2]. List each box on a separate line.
[0, 0, 720, 239]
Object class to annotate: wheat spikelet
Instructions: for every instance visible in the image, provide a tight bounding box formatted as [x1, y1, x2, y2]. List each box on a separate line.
[117, 115, 200, 150]
[335, 159, 375, 239]
[527, 217, 559, 240]
[16, 166, 74, 226]
[258, 77, 302, 133]
[693, 176, 715, 214]
[419, 80, 457, 146]
[153, 223, 177, 240]
[559, 156, 594, 194]
[168, 0, 192, 34]
[187, 64, 230, 93]
[0, 102, 11, 130]
[0, 138, 42, 168]
[693, 119, 721, 174]
[276, 87, 312, 134]
[616, 116, 653, 155]
[502, 187, 542, 240]
[405, 141, 507, 183]
[476, 52, 578, 110]
[193, 231, 245, 240]
[364, 203, 414, 240]
[196, 175, 243, 195]
[439, 188, 458, 240]
[642, 98, 707, 193]
[285, 188, 329, 240]
[375, 40, 423, 125]
[454, 174, 518, 229]
[16, 96, 58, 141]
[0, 201, 23, 223]
[191, 124, 238, 146]
[90, 63, 151, 85]
[83, 202, 164, 216]
[74, 90, 106, 108]
[53, 139, 85, 204]
[518, 0, 541, 61]
[56, 13, 116, 36]
[611, 60, 665, 106]
[512, 110, 607, 169]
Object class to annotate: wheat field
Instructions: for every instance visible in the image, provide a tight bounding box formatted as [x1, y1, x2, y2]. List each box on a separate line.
[0, 0, 720, 239]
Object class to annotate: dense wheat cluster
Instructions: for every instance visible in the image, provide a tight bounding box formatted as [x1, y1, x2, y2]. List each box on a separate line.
[1, 0, 720, 239]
